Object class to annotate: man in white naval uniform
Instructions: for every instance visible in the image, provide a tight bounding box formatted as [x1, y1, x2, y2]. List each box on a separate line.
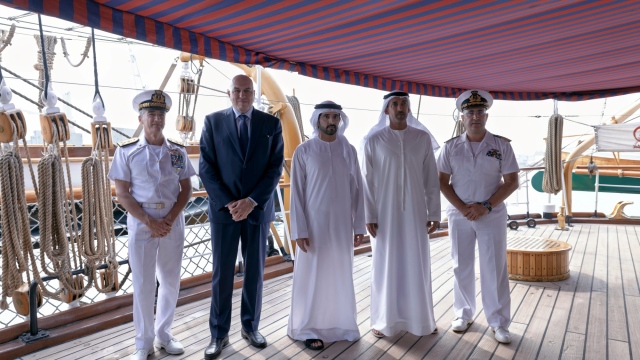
[108, 90, 196, 359]
[287, 101, 365, 350]
[437, 89, 519, 344]
[362, 91, 441, 338]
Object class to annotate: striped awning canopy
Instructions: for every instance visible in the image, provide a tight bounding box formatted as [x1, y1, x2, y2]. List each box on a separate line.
[3, 0, 640, 101]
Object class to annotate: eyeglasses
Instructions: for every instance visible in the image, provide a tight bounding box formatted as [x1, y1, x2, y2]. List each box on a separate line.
[463, 109, 486, 117]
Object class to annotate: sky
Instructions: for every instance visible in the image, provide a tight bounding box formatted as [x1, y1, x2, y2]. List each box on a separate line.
[2, 6, 640, 215]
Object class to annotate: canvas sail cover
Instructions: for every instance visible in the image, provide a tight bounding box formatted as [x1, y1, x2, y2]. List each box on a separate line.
[594, 123, 640, 152]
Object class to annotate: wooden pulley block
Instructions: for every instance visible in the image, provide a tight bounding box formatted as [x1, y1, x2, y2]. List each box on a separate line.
[12, 283, 43, 316]
[60, 274, 85, 303]
[91, 122, 113, 150]
[179, 77, 196, 94]
[176, 115, 194, 132]
[0, 111, 13, 143]
[100, 268, 119, 292]
[10, 110, 27, 139]
[40, 113, 70, 144]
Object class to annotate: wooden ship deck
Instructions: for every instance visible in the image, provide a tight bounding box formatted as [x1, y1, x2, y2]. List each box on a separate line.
[14, 223, 640, 360]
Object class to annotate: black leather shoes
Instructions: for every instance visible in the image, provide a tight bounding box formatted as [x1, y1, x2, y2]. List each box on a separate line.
[204, 336, 229, 359]
[241, 328, 267, 348]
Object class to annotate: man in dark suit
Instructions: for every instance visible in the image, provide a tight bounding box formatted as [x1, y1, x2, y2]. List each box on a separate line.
[199, 74, 284, 359]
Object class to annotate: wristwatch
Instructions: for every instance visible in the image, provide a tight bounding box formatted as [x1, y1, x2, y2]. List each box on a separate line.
[481, 201, 492, 212]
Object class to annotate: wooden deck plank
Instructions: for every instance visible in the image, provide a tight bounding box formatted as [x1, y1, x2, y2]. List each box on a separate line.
[626, 226, 640, 297]
[511, 285, 543, 325]
[618, 226, 640, 296]
[491, 322, 526, 360]
[608, 339, 631, 360]
[537, 265, 579, 359]
[584, 291, 607, 360]
[560, 332, 584, 360]
[514, 287, 557, 360]
[567, 225, 599, 334]
[592, 226, 608, 294]
[608, 226, 628, 342]
[626, 295, 640, 359]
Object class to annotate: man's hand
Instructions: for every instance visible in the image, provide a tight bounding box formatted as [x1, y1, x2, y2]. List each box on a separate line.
[296, 238, 310, 253]
[464, 203, 489, 221]
[229, 198, 255, 221]
[354, 234, 364, 248]
[427, 221, 439, 234]
[146, 215, 171, 238]
[366, 223, 378, 238]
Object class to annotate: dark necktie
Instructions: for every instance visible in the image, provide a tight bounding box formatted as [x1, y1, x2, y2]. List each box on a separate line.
[238, 114, 249, 157]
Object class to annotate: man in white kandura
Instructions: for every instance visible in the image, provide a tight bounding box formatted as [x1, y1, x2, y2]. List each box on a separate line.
[287, 101, 366, 350]
[437, 89, 519, 344]
[362, 90, 441, 338]
[109, 90, 196, 359]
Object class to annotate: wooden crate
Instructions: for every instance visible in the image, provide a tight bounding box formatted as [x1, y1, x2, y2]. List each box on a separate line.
[506, 236, 571, 282]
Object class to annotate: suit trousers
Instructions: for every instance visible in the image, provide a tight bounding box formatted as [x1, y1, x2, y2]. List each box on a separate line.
[128, 206, 185, 350]
[448, 204, 511, 328]
[209, 220, 268, 338]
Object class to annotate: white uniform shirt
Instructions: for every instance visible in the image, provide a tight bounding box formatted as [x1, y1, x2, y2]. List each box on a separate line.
[108, 136, 196, 204]
[437, 130, 519, 207]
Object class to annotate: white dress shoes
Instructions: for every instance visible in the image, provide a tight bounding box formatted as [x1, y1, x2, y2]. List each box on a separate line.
[154, 337, 185, 354]
[492, 326, 512, 344]
[130, 348, 153, 360]
[451, 318, 473, 332]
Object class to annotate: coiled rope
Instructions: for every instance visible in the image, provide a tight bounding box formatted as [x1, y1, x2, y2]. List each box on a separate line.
[0, 23, 16, 63]
[542, 109, 564, 195]
[33, 34, 57, 108]
[0, 129, 33, 309]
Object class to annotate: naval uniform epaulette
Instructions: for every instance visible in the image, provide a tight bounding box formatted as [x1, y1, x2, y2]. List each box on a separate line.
[117, 137, 139, 147]
[445, 135, 460, 143]
[493, 134, 511, 142]
[167, 138, 185, 147]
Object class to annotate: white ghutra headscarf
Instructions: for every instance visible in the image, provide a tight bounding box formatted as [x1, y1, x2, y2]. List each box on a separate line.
[309, 100, 360, 188]
[362, 90, 440, 151]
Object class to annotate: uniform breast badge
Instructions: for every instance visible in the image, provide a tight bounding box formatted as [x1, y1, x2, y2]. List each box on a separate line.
[486, 148, 502, 161]
[170, 149, 185, 174]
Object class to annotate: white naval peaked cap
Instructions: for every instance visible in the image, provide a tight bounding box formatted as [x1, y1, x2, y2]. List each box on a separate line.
[132, 89, 172, 112]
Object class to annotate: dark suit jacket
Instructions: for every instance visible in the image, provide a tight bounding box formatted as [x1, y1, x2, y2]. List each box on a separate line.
[199, 107, 284, 224]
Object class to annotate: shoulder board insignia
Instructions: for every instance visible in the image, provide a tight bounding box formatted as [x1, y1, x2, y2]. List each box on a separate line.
[167, 138, 185, 147]
[493, 134, 511, 142]
[117, 137, 139, 147]
[444, 135, 460, 143]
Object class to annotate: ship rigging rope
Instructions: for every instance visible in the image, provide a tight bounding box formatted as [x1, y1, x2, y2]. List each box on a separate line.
[542, 113, 564, 195]
[79, 27, 118, 292]
[37, 126, 92, 297]
[80, 131, 118, 292]
[0, 65, 130, 138]
[33, 15, 90, 297]
[60, 36, 91, 68]
[0, 23, 16, 62]
[33, 33, 57, 108]
[0, 126, 33, 309]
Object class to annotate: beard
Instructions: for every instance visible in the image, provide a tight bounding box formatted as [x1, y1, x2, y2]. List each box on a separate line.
[319, 125, 337, 136]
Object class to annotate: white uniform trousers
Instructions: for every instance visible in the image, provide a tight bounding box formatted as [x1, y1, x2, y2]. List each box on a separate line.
[448, 204, 511, 327]
[128, 205, 185, 350]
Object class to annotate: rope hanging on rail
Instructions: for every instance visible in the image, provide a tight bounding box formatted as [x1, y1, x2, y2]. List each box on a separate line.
[33, 21, 57, 109]
[542, 99, 564, 194]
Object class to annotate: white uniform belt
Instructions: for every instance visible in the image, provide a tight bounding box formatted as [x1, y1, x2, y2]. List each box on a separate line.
[139, 202, 166, 209]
